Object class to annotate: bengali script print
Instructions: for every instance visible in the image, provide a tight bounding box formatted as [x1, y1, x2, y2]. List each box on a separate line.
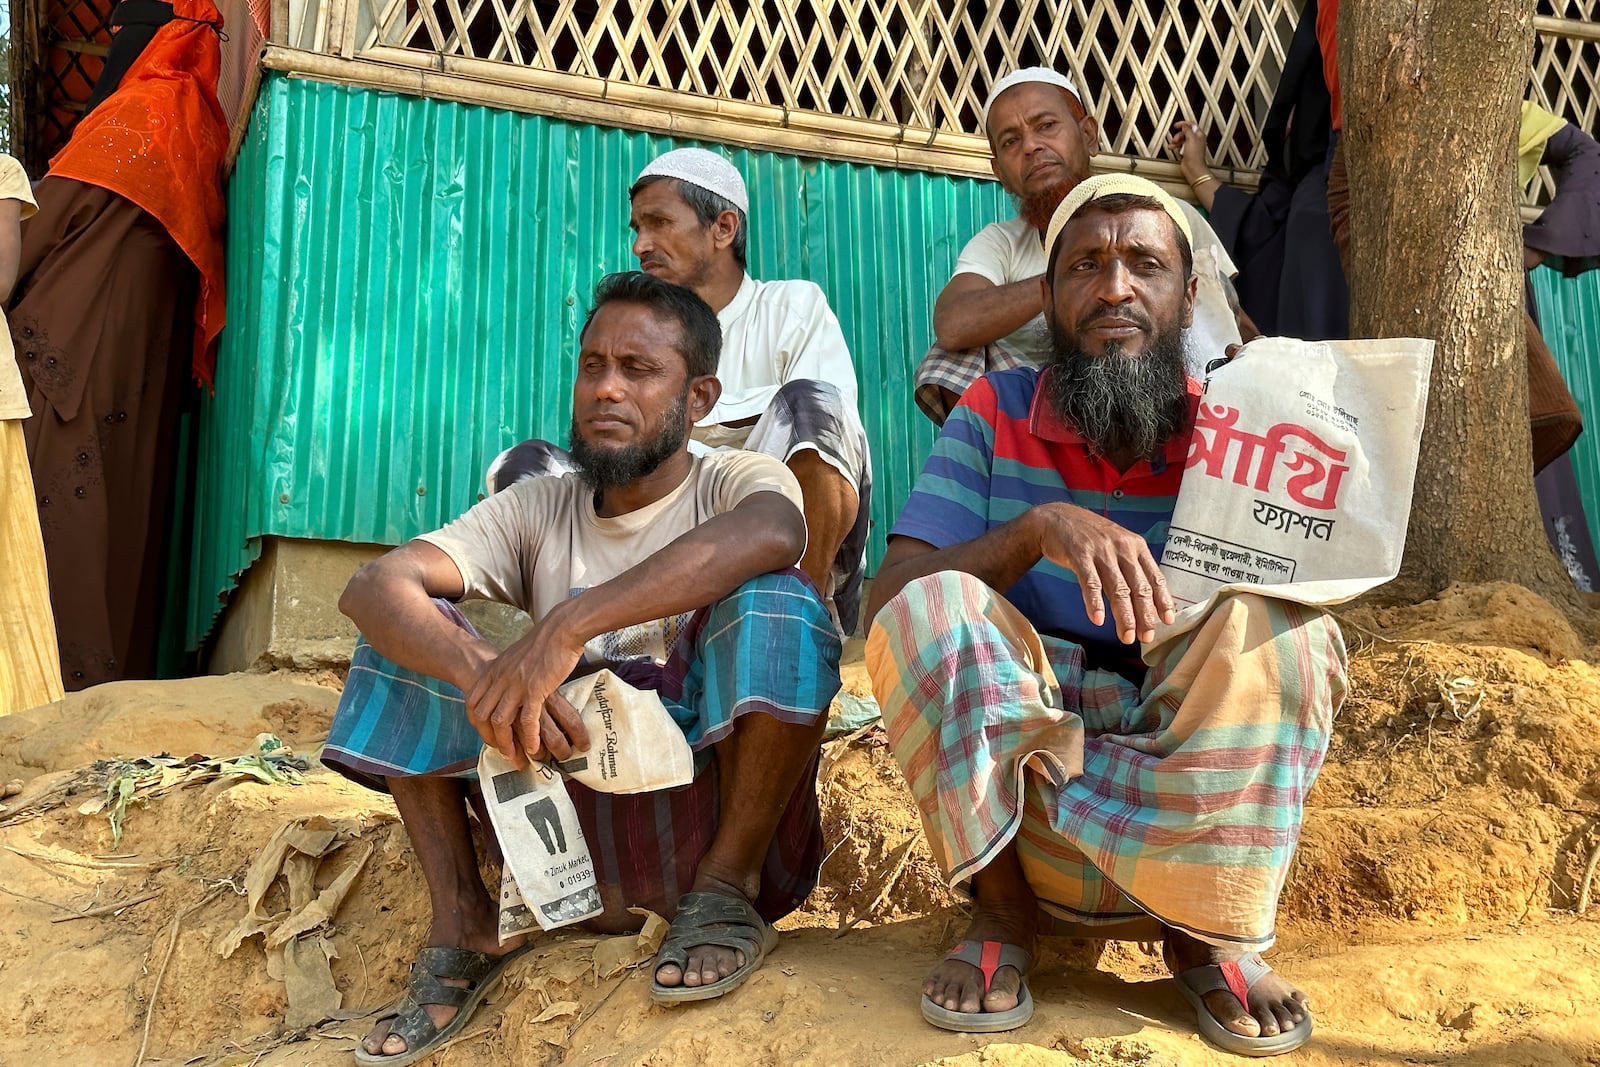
[1187, 403, 1352, 510]
[1252, 499, 1335, 541]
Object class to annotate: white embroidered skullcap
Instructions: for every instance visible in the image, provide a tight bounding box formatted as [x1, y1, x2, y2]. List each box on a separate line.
[636, 148, 749, 216]
[983, 67, 1091, 131]
[1042, 173, 1194, 263]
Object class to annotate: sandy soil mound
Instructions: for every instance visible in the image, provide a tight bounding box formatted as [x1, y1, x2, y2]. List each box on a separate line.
[0, 583, 1598, 1066]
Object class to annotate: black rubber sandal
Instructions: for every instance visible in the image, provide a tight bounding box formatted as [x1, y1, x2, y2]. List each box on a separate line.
[649, 890, 778, 1005]
[354, 944, 531, 1066]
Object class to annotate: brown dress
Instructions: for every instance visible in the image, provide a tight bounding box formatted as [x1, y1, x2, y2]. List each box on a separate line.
[11, 176, 196, 689]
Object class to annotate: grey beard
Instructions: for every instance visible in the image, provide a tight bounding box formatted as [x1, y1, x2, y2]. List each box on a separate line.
[1043, 321, 1190, 460]
[568, 394, 689, 491]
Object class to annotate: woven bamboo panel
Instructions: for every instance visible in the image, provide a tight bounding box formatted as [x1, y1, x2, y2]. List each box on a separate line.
[1539, 0, 1599, 19]
[1532, 23, 1599, 136]
[353, 0, 1304, 172]
[12, 0, 115, 172]
[340, 0, 1594, 196]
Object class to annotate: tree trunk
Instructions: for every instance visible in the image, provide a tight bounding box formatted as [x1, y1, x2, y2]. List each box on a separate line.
[1340, 0, 1574, 606]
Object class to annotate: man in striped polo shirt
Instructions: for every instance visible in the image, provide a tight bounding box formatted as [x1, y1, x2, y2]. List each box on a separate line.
[866, 174, 1346, 1057]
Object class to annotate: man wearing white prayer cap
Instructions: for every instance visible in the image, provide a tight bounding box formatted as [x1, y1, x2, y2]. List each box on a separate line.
[490, 146, 871, 641]
[870, 174, 1332, 1056]
[914, 66, 1255, 423]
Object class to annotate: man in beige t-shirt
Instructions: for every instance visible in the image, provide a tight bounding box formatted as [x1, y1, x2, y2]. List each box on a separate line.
[0, 153, 63, 716]
[326, 272, 843, 1063]
[489, 148, 871, 637]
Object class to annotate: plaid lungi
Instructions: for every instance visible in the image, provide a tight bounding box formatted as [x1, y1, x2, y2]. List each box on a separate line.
[913, 340, 1035, 425]
[323, 570, 843, 922]
[866, 570, 1345, 951]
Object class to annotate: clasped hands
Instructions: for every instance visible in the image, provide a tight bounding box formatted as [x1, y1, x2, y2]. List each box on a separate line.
[461, 616, 592, 770]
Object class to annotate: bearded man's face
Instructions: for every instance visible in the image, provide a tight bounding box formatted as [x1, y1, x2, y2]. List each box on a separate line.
[1040, 205, 1199, 460]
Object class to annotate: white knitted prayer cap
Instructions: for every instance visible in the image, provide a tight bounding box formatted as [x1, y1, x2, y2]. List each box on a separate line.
[1042, 173, 1194, 264]
[635, 148, 749, 215]
[983, 67, 1091, 133]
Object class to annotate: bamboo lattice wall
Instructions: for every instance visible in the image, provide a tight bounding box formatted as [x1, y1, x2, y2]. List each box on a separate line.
[271, 0, 1600, 193]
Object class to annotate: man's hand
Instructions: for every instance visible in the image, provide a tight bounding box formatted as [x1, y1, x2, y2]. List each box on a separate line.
[1033, 502, 1175, 644]
[464, 615, 592, 769]
[1166, 121, 1213, 187]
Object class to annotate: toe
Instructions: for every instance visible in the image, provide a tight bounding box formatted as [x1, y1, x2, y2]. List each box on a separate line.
[362, 1020, 390, 1054]
[696, 953, 721, 986]
[981, 967, 1021, 1013]
[655, 962, 683, 988]
[1205, 990, 1261, 1037]
[381, 1033, 409, 1056]
[957, 979, 985, 1015]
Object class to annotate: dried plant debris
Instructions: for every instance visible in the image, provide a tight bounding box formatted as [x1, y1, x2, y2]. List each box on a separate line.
[76, 735, 310, 846]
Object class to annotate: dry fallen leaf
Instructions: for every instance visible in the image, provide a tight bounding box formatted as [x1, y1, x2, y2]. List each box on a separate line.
[530, 1000, 581, 1024]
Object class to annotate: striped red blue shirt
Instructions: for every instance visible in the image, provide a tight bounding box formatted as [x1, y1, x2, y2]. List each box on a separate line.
[891, 366, 1198, 675]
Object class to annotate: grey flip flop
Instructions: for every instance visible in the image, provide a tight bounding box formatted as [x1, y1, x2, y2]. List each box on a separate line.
[650, 889, 779, 1004]
[1174, 953, 1313, 1057]
[919, 940, 1034, 1033]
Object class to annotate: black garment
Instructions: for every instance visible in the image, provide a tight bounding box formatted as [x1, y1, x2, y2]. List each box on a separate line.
[1205, 0, 1349, 340]
[83, 0, 177, 115]
[1524, 123, 1600, 277]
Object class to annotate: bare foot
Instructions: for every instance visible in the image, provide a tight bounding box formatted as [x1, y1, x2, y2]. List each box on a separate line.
[923, 897, 1037, 1016]
[361, 930, 525, 1058]
[1163, 929, 1309, 1039]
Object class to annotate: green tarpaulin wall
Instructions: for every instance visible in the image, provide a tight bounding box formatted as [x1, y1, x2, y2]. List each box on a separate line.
[187, 73, 1013, 648]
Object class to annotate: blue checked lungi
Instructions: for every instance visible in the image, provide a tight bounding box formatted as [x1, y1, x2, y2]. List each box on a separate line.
[323, 570, 843, 921]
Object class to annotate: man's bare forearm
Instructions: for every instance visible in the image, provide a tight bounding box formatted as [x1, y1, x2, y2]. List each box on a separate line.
[933, 276, 1046, 351]
[865, 508, 1052, 625]
[546, 491, 807, 647]
[340, 547, 497, 691]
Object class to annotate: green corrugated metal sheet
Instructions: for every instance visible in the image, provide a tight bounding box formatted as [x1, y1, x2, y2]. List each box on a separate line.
[190, 73, 1014, 647]
[1532, 264, 1600, 561]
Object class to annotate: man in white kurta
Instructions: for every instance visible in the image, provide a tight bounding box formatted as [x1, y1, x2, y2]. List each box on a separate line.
[917, 67, 1253, 423]
[492, 149, 871, 634]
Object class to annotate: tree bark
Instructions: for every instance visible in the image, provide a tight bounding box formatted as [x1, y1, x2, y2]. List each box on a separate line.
[1340, 0, 1574, 605]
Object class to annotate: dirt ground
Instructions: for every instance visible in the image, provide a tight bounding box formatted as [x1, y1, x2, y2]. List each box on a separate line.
[1, 580, 1598, 1067]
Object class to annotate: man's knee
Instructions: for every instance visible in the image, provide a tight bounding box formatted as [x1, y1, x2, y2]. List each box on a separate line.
[873, 569, 990, 636]
[708, 570, 835, 636]
[701, 570, 842, 713]
[1216, 591, 1344, 648]
[773, 377, 846, 411]
[486, 438, 575, 494]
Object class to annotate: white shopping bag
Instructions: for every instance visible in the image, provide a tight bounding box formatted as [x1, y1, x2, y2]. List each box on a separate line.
[1146, 336, 1434, 651]
[480, 669, 696, 936]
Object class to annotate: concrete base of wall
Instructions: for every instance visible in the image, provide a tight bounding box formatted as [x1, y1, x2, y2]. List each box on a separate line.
[207, 536, 535, 674]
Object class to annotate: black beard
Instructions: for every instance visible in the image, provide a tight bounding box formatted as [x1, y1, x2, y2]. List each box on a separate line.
[567, 391, 689, 491]
[1043, 317, 1190, 461]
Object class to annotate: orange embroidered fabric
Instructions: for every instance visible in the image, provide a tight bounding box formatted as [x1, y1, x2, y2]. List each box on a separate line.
[46, 0, 229, 385]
